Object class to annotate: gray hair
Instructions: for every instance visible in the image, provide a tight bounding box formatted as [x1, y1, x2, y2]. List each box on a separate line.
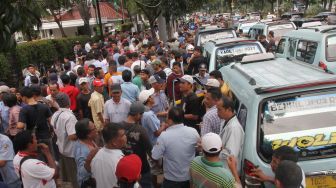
[55, 93, 70, 108]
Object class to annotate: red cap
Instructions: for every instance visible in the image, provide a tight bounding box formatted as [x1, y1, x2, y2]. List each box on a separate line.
[115, 154, 142, 183]
[93, 79, 104, 87]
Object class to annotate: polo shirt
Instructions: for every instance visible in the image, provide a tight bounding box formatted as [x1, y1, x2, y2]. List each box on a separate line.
[88, 91, 104, 130]
[121, 82, 140, 102]
[151, 91, 169, 122]
[152, 123, 199, 182]
[50, 108, 77, 158]
[141, 110, 160, 145]
[201, 106, 222, 136]
[103, 98, 131, 123]
[190, 156, 235, 188]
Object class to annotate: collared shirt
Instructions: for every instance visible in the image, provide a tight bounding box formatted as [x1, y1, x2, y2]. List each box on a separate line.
[86, 75, 95, 91]
[190, 156, 235, 188]
[132, 75, 142, 90]
[0, 101, 9, 134]
[201, 106, 222, 136]
[141, 109, 160, 145]
[103, 98, 131, 123]
[8, 105, 21, 137]
[74, 141, 92, 187]
[151, 91, 169, 122]
[195, 73, 209, 85]
[88, 91, 104, 130]
[50, 108, 77, 158]
[219, 115, 244, 171]
[121, 82, 140, 103]
[152, 123, 199, 182]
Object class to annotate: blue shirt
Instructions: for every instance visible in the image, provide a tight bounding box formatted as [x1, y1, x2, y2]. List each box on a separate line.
[0, 134, 21, 188]
[117, 66, 131, 73]
[74, 140, 91, 187]
[0, 102, 9, 134]
[151, 91, 169, 122]
[121, 82, 140, 103]
[152, 124, 200, 181]
[141, 110, 160, 145]
[113, 53, 120, 65]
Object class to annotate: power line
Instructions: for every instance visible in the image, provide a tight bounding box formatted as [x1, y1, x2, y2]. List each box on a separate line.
[134, 0, 162, 8]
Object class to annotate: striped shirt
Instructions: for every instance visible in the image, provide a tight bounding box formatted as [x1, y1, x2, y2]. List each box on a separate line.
[190, 156, 235, 188]
[201, 106, 222, 136]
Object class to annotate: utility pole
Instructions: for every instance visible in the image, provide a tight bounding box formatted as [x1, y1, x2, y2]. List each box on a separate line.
[96, 0, 104, 40]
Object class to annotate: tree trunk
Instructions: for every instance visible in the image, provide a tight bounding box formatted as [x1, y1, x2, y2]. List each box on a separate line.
[323, 0, 328, 9]
[51, 11, 67, 37]
[328, 0, 333, 10]
[305, 0, 309, 11]
[149, 21, 157, 42]
[77, 2, 92, 36]
[158, 14, 168, 42]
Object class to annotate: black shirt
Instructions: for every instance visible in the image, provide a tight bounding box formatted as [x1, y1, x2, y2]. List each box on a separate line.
[188, 56, 206, 75]
[154, 70, 167, 80]
[77, 92, 93, 121]
[181, 92, 202, 131]
[122, 122, 152, 174]
[19, 103, 53, 139]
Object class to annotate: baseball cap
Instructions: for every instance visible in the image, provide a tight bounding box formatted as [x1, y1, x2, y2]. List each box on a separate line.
[79, 77, 88, 85]
[110, 84, 122, 93]
[177, 75, 194, 84]
[0, 85, 10, 93]
[201, 133, 222, 154]
[116, 154, 142, 183]
[148, 75, 165, 84]
[186, 44, 195, 51]
[205, 79, 220, 88]
[199, 63, 207, 70]
[139, 88, 155, 104]
[93, 79, 104, 87]
[129, 101, 145, 115]
[151, 60, 161, 65]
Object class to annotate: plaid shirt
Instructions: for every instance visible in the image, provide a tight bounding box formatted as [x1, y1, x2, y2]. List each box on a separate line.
[201, 106, 222, 136]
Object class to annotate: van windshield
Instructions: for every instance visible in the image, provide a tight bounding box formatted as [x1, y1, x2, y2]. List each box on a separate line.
[259, 91, 336, 161]
[215, 43, 262, 68]
[268, 24, 295, 42]
[199, 30, 235, 45]
[326, 35, 336, 62]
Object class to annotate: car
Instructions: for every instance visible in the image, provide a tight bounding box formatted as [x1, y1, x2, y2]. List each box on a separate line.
[194, 27, 237, 46]
[275, 25, 336, 73]
[202, 38, 266, 72]
[219, 53, 336, 188]
[248, 20, 297, 44]
[314, 12, 336, 21]
[291, 18, 323, 28]
[281, 12, 304, 20]
[237, 21, 259, 34]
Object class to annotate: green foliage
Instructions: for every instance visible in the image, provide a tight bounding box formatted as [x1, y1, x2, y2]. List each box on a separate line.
[52, 36, 90, 60]
[121, 22, 134, 32]
[306, 4, 324, 17]
[0, 53, 11, 83]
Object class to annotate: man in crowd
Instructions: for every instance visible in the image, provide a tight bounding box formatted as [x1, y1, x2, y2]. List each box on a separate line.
[187, 46, 205, 75]
[167, 62, 183, 102]
[195, 63, 209, 85]
[275, 161, 303, 188]
[60, 74, 80, 112]
[201, 88, 222, 136]
[13, 131, 58, 187]
[77, 78, 92, 120]
[24, 64, 39, 87]
[88, 80, 105, 131]
[152, 60, 167, 80]
[140, 69, 152, 91]
[86, 64, 96, 91]
[51, 93, 78, 188]
[149, 75, 168, 122]
[46, 82, 60, 112]
[106, 60, 122, 95]
[121, 70, 140, 102]
[132, 65, 142, 90]
[104, 84, 131, 124]
[117, 55, 131, 72]
[209, 70, 232, 99]
[0, 85, 10, 134]
[152, 107, 199, 188]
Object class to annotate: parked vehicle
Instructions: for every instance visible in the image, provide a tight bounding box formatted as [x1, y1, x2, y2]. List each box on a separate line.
[314, 12, 336, 21]
[195, 27, 237, 46]
[219, 53, 336, 188]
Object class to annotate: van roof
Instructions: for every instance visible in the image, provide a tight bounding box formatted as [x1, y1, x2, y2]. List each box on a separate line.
[283, 25, 336, 39]
[222, 58, 336, 94]
[197, 27, 234, 34]
[209, 38, 257, 46]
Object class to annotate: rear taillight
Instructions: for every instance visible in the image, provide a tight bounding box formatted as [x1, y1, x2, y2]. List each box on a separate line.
[244, 159, 257, 176]
[319, 61, 328, 72]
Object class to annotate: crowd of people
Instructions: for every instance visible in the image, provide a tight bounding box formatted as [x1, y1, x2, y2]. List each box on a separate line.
[0, 27, 304, 188]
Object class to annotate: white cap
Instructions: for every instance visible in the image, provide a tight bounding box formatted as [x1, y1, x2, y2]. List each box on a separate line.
[202, 133, 222, 154]
[0, 85, 10, 93]
[178, 75, 194, 84]
[79, 77, 88, 85]
[139, 88, 155, 104]
[205, 79, 220, 88]
[186, 44, 195, 51]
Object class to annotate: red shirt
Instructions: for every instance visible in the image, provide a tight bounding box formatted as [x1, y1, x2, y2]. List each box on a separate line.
[60, 85, 80, 111]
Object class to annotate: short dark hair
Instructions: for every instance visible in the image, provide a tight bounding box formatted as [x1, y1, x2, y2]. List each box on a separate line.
[203, 150, 221, 157]
[30, 85, 42, 96]
[102, 123, 124, 143]
[273, 146, 298, 162]
[75, 119, 91, 140]
[88, 64, 96, 69]
[133, 65, 141, 74]
[77, 67, 85, 76]
[60, 73, 70, 84]
[20, 87, 34, 98]
[2, 93, 17, 107]
[172, 62, 181, 68]
[94, 67, 102, 78]
[161, 57, 169, 66]
[118, 55, 126, 65]
[13, 130, 34, 152]
[207, 88, 222, 100]
[30, 76, 39, 84]
[109, 60, 118, 67]
[64, 63, 71, 71]
[220, 96, 234, 112]
[275, 160, 302, 188]
[122, 70, 132, 82]
[168, 107, 184, 124]
[209, 70, 223, 81]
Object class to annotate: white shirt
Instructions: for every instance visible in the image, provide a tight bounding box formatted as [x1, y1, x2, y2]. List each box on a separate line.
[163, 67, 172, 77]
[93, 60, 104, 69]
[101, 58, 108, 73]
[103, 98, 131, 123]
[131, 60, 147, 75]
[91, 148, 124, 188]
[50, 108, 77, 158]
[85, 43, 91, 52]
[13, 153, 56, 188]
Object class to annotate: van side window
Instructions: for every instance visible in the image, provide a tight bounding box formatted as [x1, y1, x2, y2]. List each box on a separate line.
[231, 94, 248, 130]
[289, 38, 297, 57]
[276, 38, 286, 54]
[296, 40, 318, 64]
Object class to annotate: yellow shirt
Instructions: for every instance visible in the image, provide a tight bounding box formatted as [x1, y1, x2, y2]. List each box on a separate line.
[88, 91, 104, 130]
[221, 82, 233, 99]
[104, 72, 122, 85]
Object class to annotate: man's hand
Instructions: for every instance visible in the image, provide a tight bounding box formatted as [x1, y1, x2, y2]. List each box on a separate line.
[38, 143, 51, 156]
[227, 155, 237, 172]
[250, 168, 274, 183]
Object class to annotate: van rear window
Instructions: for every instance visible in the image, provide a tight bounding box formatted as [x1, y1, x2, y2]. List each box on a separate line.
[199, 31, 235, 45]
[259, 91, 336, 161]
[326, 36, 336, 62]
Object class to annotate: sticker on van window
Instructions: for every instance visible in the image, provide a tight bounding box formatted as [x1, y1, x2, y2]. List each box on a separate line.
[217, 45, 260, 56]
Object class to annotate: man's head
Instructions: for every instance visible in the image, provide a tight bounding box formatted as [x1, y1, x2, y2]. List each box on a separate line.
[167, 107, 184, 126]
[148, 75, 165, 91]
[160, 57, 169, 68]
[140, 69, 151, 82]
[102, 123, 127, 149]
[20, 87, 34, 102]
[49, 83, 60, 98]
[60, 73, 71, 85]
[205, 79, 220, 90]
[259, 35, 267, 42]
[0, 85, 10, 101]
[88, 64, 96, 76]
[93, 79, 104, 93]
[2, 93, 18, 108]
[209, 70, 224, 85]
[30, 85, 42, 98]
[275, 160, 302, 188]
[122, 70, 132, 83]
[174, 52, 183, 62]
[217, 96, 234, 120]
[204, 88, 222, 108]
[94, 67, 104, 79]
[64, 62, 71, 71]
[178, 75, 194, 94]
[193, 46, 202, 57]
[77, 67, 86, 77]
[151, 60, 161, 71]
[27, 64, 36, 74]
[172, 62, 182, 74]
[79, 77, 89, 91]
[271, 146, 298, 172]
[75, 119, 98, 141]
[55, 92, 70, 108]
[133, 65, 141, 76]
[198, 63, 207, 76]
[202, 132, 222, 157]
[139, 88, 155, 106]
[108, 60, 118, 73]
[110, 84, 122, 102]
[13, 130, 37, 152]
[128, 101, 145, 122]
[118, 55, 127, 66]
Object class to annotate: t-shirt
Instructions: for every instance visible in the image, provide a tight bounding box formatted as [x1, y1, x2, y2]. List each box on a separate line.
[132, 75, 142, 90]
[154, 70, 167, 80]
[180, 93, 202, 129]
[77, 92, 93, 121]
[88, 91, 104, 130]
[60, 85, 80, 111]
[122, 122, 152, 174]
[13, 152, 56, 188]
[91, 148, 124, 188]
[19, 104, 52, 139]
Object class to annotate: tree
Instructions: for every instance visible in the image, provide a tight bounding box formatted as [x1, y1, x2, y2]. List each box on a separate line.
[0, 0, 42, 51]
[74, 0, 92, 36]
